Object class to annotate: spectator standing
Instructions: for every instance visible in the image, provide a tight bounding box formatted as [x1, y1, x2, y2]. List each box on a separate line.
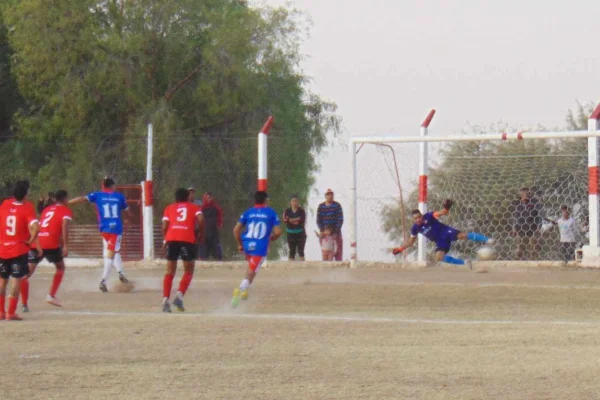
[283, 194, 307, 261]
[187, 187, 196, 203]
[511, 187, 542, 260]
[316, 188, 344, 261]
[547, 205, 579, 264]
[199, 192, 223, 260]
[37, 192, 56, 214]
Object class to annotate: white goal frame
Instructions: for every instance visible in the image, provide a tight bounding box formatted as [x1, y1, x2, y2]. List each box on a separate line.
[349, 103, 600, 268]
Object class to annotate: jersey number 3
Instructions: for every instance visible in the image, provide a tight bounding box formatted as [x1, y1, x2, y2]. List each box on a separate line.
[176, 208, 187, 222]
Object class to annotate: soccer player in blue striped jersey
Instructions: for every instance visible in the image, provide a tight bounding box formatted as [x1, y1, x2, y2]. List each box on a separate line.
[392, 199, 494, 269]
[69, 178, 133, 292]
[231, 191, 282, 308]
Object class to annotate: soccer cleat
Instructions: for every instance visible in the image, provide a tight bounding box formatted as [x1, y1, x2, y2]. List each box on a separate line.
[486, 238, 495, 245]
[118, 273, 130, 284]
[173, 296, 185, 312]
[22, 305, 29, 313]
[466, 259, 473, 270]
[6, 314, 23, 321]
[162, 302, 172, 313]
[241, 290, 249, 301]
[231, 288, 241, 308]
[99, 280, 108, 293]
[46, 295, 62, 307]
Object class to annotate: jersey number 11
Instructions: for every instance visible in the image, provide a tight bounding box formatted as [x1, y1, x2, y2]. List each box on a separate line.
[102, 204, 119, 219]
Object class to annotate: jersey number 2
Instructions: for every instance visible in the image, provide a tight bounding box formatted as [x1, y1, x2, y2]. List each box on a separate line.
[102, 204, 119, 219]
[42, 211, 55, 228]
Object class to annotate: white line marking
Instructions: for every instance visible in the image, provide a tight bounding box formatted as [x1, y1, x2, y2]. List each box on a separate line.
[384, 282, 600, 290]
[40, 310, 600, 326]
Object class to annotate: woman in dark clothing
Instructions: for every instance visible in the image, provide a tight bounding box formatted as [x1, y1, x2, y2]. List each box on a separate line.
[283, 194, 307, 261]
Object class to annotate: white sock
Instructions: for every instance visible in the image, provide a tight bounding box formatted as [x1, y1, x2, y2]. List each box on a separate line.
[240, 278, 250, 291]
[176, 291, 183, 300]
[113, 253, 124, 274]
[102, 258, 113, 281]
[162, 297, 169, 304]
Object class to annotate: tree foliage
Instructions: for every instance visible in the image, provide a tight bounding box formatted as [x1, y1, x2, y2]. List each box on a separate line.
[0, 0, 341, 258]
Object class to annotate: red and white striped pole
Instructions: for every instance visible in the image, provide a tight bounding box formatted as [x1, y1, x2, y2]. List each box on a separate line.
[587, 105, 600, 251]
[142, 123, 154, 260]
[418, 109, 435, 262]
[258, 116, 274, 192]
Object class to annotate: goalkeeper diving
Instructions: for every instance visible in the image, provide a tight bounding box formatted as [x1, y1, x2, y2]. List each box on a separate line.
[392, 199, 494, 269]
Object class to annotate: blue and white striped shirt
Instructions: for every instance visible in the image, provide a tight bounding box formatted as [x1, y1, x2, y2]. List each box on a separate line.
[316, 201, 343, 234]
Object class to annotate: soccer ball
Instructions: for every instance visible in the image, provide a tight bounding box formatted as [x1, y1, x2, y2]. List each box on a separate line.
[477, 246, 497, 261]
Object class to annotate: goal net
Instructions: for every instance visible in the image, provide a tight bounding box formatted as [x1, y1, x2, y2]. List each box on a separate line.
[351, 133, 592, 264]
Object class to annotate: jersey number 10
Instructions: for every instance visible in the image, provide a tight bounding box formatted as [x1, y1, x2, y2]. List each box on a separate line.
[244, 221, 267, 240]
[102, 204, 119, 219]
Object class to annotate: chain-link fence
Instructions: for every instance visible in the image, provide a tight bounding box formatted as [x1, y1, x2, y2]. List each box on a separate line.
[356, 138, 590, 262]
[6, 131, 330, 261]
[9, 130, 591, 263]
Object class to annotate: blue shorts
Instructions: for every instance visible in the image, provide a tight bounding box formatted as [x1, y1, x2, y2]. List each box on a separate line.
[434, 228, 460, 253]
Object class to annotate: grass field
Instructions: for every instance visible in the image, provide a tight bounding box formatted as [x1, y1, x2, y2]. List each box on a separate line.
[3, 261, 600, 399]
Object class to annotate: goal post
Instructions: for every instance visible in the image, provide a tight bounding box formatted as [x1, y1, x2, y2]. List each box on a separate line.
[583, 104, 600, 263]
[350, 103, 600, 268]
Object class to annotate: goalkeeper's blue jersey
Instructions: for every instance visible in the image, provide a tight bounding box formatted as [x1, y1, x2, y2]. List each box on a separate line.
[410, 212, 450, 241]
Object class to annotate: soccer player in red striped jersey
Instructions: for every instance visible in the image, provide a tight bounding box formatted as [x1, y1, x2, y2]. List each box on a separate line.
[22, 190, 72, 310]
[0, 180, 40, 321]
[161, 188, 204, 313]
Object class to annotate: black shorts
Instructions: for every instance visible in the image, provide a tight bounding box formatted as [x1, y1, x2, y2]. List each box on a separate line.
[28, 248, 64, 265]
[0, 254, 30, 279]
[165, 241, 197, 262]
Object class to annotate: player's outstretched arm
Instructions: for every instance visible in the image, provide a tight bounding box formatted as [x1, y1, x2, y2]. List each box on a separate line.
[68, 196, 89, 205]
[392, 236, 417, 255]
[433, 199, 453, 218]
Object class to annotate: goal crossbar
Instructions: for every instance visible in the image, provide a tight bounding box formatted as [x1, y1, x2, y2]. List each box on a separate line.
[352, 130, 600, 144]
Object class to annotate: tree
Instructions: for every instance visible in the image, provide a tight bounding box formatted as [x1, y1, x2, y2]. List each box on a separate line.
[381, 103, 595, 261]
[1, 0, 341, 258]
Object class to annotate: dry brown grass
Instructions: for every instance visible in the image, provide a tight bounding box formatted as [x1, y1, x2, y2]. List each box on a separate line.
[3, 262, 600, 399]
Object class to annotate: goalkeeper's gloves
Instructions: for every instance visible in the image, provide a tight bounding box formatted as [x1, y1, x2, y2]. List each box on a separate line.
[392, 246, 407, 255]
[442, 199, 454, 210]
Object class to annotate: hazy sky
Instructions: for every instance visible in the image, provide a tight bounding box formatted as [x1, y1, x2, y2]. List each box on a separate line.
[256, 0, 600, 261]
